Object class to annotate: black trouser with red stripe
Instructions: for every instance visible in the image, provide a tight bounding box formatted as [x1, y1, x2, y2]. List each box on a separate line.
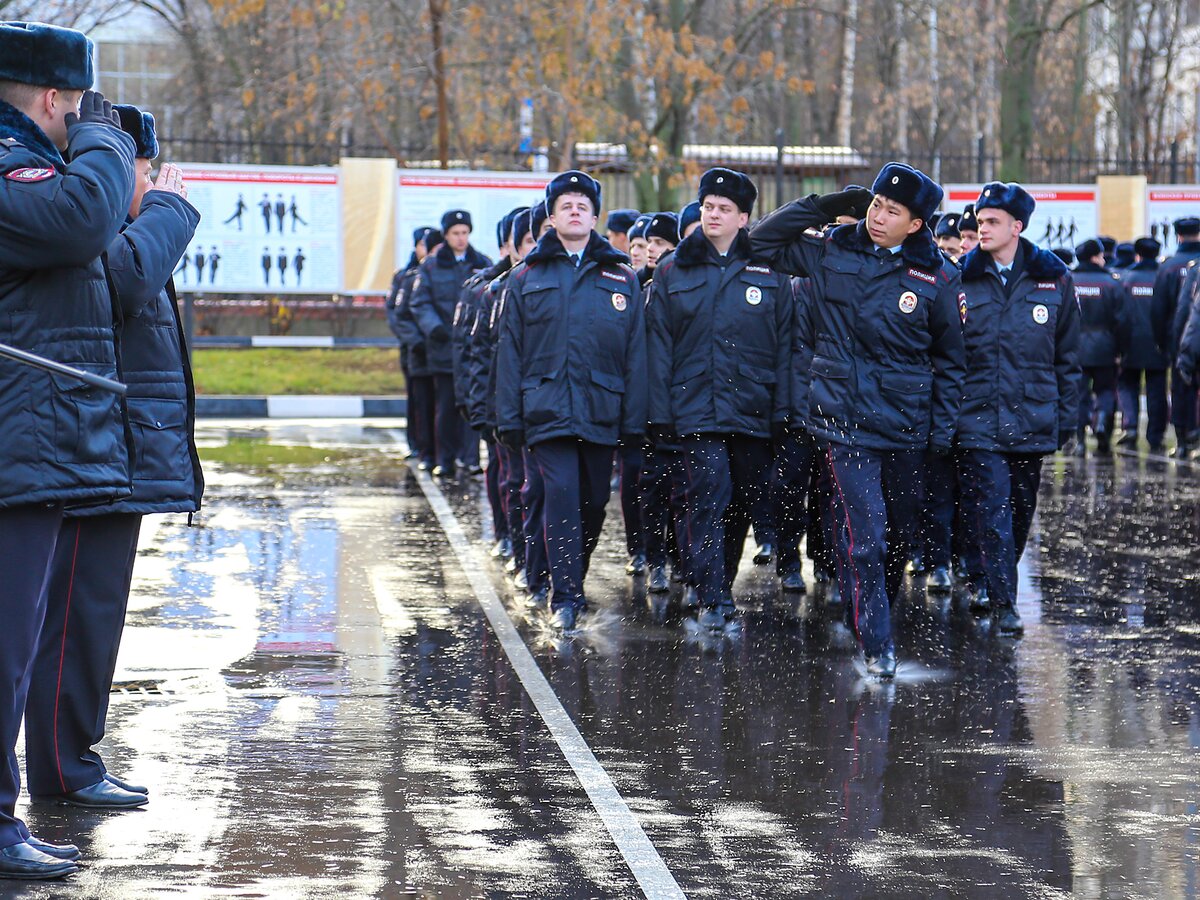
[25, 513, 141, 796]
[824, 443, 923, 658]
[0, 504, 63, 848]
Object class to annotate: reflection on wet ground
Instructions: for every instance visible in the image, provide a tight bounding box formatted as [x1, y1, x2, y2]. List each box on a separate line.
[6, 422, 1200, 898]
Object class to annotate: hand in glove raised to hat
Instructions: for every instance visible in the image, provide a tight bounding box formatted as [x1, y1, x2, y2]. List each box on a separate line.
[814, 187, 874, 222]
[65, 90, 121, 131]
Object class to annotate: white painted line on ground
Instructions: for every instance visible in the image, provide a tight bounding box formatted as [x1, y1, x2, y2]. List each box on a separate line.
[411, 467, 686, 900]
[265, 395, 365, 418]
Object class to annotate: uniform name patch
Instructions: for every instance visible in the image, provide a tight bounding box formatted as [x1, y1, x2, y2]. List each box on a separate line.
[4, 167, 54, 182]
[1074, 286, 1101, 297]
[745, 265, 771, 274]
[907, 268, 936, 285]
[600, 269, 626, 283]
[1132, 286, 1153, 296]
[1036, 282, 1058, 290]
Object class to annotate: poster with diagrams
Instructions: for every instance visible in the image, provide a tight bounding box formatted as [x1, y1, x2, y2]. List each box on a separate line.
[943, 184, 1100, 250]
[1145, 187, 1200, 255]
[174, 164, 343, 293]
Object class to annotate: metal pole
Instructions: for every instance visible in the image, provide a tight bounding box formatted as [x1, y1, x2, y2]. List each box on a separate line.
[775, 128, 785, 210]
[0, 343, 126, 395]
[977, 134, 986, 184]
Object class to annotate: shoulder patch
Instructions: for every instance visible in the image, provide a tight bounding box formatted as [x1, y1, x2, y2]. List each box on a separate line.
[4, 166, 54, 183]
[907, 268, 937, 285]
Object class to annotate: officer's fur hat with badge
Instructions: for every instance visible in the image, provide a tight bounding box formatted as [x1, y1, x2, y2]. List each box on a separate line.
[698, 167, 757, 214]
[871, 162, 943, 225]
[114, 104, 158, 160]
[441, 209, 472, 232]
[975, 182, 1036, 229]
[545, 170, 602, 215]
[0, 21, 95, 93]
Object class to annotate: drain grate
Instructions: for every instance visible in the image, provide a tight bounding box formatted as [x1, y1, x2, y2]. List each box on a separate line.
[110, 680, 172, 696]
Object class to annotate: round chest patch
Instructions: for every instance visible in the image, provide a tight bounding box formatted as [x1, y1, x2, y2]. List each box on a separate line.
[611, 292, 627, 311]
[1032, 304, 1049, 324]
[898, 291, 918, 314]
[746, 286, 762, 305]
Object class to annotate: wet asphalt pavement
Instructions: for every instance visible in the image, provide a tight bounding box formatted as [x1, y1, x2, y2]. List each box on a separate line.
[5, 420, 1200, 898]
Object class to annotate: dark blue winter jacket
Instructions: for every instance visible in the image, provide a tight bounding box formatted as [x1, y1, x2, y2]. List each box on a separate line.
[749, 195, 966, 451]
[410, 242, 492, 374]
[0, 101, 136, 509]
[646, 228, 792, 439]
[1071, 262, 1123, 367]
[1117, 260, 1166, 370]
[955, 239, 1080, 453]
[495, 230, 646, 446]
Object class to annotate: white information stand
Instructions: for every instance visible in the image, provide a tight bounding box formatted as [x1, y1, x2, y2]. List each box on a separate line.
[1145, 187, 1200, 255]
[176, 164, 343, 293]
[944, 184, 1100, 249]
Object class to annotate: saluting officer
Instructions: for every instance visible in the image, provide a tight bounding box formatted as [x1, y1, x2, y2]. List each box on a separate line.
[496, 172, 646, 631]
[26, 104, 201, 813]
[751, 163, 966, 677]
[0, 22, 136, 879]
[955, 183, 1079, 634]
[648, 168, 792, 629]
[1150, 217, 1200, 457]
[1070, 238, 1125, 454]
[1115, 238, 1165, 450]
[410, 209, 492, 476]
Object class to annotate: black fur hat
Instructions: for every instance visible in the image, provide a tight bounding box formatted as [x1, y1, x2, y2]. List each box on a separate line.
[0, 21, 94, 90]
[1075, 238, 1104, 261]
[976, 182, 1035, 228]
[605, 209, 640, 234]
[441, 209, 472, 233]
[545, 170, 602, 216]
[958, 204, 978, 233]
[872, 162, 943, 223]
[679, 201, 701, 235]
[114, 104, 158, 159]
[645, 212, 680, 245]
[1174, 217, 1200, 236]
[698, 167, 757, 214]
[1134, 237, 1161, 259]
[935, 213, 961, 238]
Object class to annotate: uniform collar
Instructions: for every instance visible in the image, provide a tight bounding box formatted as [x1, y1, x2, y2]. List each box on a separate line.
[0, 99, 65, 170]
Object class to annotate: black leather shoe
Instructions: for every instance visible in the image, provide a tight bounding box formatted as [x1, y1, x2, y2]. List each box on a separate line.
[681, 586, 700, 610]
[550, 604, 580, 632]
[625, 553, 647, 576]
[513, 567, 529, 591]
[670, 567, 684, 583]
[996, 604, 1025, 635]
[491, 537, 513, 559]
[432, 464, 456, 478]
[24, 836, 80, 862]
[907, 554, 927, 575]
[105, 773, 148, 795]
[0, 841, 78, 880]
[647, 565, 670, 593]
[866, 647, 897, 679]
[526, 586, 549, 609]
[42, 779, 148, 810]
[1116, 431, 1138, 448]
[780, 571, 806, 593]
[417, 459, 431, 472]
[698, 606, 726, 630]
[813, 567, 833, 586]
[752, 543, 774, 565]
[1175, 442, 1191, 459]
[927, 565, 953, 594]
[718, 593, 737, 619]
[967, 582, 992, 614]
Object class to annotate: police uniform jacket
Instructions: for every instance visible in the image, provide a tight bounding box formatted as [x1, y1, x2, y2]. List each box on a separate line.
[646, 228, 791, 439]
[788, 276, 815, 428]
[410, 243, 492, 374]
[955, 240, 1080, 453]
[749, 196, 966, 452]
[495, 230, 647, 447]
[0, 104, 136, 509]
[1071, 262, 1124, 367]
[82, 191, 204, 516]
[1174, 268, 1200, 378]
[462, 262, 512, 431]
[454, 256, 509, 410]
[1150, 240, 1200, 357]
[385, 257, 419, 365]
[1117, 260, 1166, 370]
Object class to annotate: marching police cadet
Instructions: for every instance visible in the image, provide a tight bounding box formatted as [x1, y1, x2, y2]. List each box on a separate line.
[605, 208, 640, 255]
[679, 201, 702, 240]
[1117, 238, 1166, 450]
[410, 209, 492, 477]
[934, 212, 963, 262]
[25, 104, 201, 814]
[958, 204, 980, 256]
[627, 214, 652, 273]
[0, 22, 136, 878]
[1114, 242, 1136, 270]
[1071, 238, 1125, 454]
[955, 183, 1079, 633]
[457, 208, 523, 550]
[1099, 236, 1117, 268]
[1150, 217, 1200, 457]
[648, 167, 792, 630]
[392, 228, 442, 467]
[750, 163, 966, 677]
[496, 171, 646, 631]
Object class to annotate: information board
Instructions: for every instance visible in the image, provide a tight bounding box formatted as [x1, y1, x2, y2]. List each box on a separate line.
[943, 184, 1100, 250]
[395, 170, 551, 262]
[176, 164, 343, 294]
[1145, 186, 1200, 255]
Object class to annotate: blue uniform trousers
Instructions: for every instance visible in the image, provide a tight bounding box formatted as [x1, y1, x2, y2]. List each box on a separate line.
[527, 439, 613, 609]
[483, 436, 506, 541]
[1170, 367, 1197, 441]
[774, 428, 817, 577]
[26, 514, 142, 796]
[497, 444, 524, 569]
[680, 434, 773, 607]
[431, 372, 460, 469]
[1078, 365, 1118, 435]
[618, 446, 644, 557]
[1117, 368, 1168, 446]
[639, 447, 685, 574]
[0, 504, 64, 847]
[520, 446, 547, 592]
[958, 450, 1044, 611]
[807, 456, 837, 575]
[408, 374, 435, 465]
[824, 443, 923, 657]
[920, 450, 957, 569]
